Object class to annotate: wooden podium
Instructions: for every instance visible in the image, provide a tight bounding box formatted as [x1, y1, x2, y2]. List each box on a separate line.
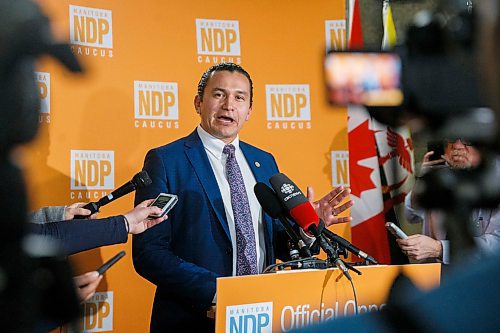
[215, 263, 441, 333]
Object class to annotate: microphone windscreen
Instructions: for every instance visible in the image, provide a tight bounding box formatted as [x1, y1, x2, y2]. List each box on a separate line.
[254, 182, 284, 219]
[289, 201, 319, 232]
[132, 170, 152, 188]
[269, 173, 308, 210]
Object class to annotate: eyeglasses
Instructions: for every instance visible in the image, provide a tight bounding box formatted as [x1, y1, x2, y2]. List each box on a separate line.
[447, 138, 473, 146]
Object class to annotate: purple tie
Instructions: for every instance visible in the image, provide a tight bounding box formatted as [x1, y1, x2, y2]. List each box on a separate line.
[223, 144, 258, 275]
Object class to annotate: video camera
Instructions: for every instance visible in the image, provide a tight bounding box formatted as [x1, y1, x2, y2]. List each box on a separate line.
[324, 1, 494, 143]
[0, 0, 82, 155]
[324, 0, 499, 264]
[0, 0, 82, 330]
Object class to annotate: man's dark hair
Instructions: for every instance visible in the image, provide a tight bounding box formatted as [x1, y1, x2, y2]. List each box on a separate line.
[197, 62, 253, 107]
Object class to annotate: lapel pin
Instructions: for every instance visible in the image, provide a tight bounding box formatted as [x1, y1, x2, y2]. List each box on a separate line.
[255, 162, 261, 167]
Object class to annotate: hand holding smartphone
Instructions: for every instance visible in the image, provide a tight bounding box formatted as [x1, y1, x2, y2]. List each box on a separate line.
[427, 141, 445, 163]
[148, 193, 178, 219]
[385, 222, 408, 240]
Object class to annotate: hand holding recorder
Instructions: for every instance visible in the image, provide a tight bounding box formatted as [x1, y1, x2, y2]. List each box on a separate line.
[124, 199, 171, 234]
[386, 222, 408, 240]
[147, 193, 178, 219]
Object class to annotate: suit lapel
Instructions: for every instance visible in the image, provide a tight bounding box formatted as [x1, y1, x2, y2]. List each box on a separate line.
[184, 131, 231, 240]
[241, 143, 269, 184]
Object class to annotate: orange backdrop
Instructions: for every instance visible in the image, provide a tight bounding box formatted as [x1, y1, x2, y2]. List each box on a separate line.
[24, 1, 348, 331]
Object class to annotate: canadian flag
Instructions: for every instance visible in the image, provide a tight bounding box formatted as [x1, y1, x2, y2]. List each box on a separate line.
[347, 106, 414, 264]
[348, 0, 363, 49]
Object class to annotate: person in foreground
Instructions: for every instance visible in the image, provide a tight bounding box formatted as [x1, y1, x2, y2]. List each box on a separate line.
[398, 139, 500, 263]
[31, 200, 166, 306]
[29, 199, 167, 256]
[133, 63, 353, 332]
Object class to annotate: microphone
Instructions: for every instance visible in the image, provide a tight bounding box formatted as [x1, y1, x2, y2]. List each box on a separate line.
[269, 173, 351, 280]
[74, 171, 152, 219]
[254, 182, 312, 258]
[318, 220, 378, 264]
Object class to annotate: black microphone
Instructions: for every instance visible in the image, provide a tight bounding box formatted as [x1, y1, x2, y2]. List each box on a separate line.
[318, 220, 378, 264]
[74, 171, 152, 219]
[269, 173, 351, 280]
[254, 182, 312, 258]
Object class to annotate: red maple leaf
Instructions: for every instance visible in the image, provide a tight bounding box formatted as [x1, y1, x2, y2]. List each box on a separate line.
[348, 120, 378, 197]
[378, 127, 414, 173]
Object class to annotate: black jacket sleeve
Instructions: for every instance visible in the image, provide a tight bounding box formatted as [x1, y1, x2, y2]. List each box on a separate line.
[29, 215, 128, 255]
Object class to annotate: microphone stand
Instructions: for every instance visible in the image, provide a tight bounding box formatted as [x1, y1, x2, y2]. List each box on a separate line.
[339, 261, 362, 276]
[319, 220, 378, 265]
[287, 239, 301, 261]
[322, 232, 371, 266]
[314, 234, 362, 281]
[327, 250, 362, 281]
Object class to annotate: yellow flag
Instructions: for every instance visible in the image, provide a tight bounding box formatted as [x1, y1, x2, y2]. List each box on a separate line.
[382, 0, 397, 50]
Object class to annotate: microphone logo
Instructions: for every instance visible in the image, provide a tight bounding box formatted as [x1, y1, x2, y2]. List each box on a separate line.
[281, 183, 301, 202]
[280, 183, 295, 194]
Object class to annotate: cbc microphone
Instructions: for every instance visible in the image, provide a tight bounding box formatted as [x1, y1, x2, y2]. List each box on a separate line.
[254, 182, 312, 258]
[269, 173, 322, 234]
[318, 220, 378, 264]
[269, 173, 351, 280]
[74, 170, 152, 219]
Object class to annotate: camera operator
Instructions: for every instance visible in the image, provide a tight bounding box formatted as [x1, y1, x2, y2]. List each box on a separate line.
[32, 199, 167, 332]
[398, 139, 500, 263]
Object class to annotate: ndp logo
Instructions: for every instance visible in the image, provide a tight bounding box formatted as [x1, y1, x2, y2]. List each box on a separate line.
[35, 72, 50, 123]
[196, 19, 241, 64]
[266, 85, 311, 130]
[69, 5, 113, 58]
[226, 301, 273, 333]
[70, 150, 114, 200]
[325, 20, 347, 51]
[331, 151, 350, 187]
[70, 292, 113, 332]
[134, 81, 179, 129]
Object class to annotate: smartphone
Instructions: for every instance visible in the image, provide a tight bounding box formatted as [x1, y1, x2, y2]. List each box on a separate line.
[325, 51, 403, 107]
[97, 251, 126, 275]
[427, 140, 445, 162]
[385, 222, 408, 240]
[148, 193, 178, 218]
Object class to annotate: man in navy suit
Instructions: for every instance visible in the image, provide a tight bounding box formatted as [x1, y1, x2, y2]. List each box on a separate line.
[133, 63, 352, 332]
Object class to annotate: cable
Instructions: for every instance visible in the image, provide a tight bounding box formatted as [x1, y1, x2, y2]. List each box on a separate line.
[266, 257, 359, 316]
[349, 278, 359, 316]
[263, 258, 304, 273]
[263, 257, 328, 273]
